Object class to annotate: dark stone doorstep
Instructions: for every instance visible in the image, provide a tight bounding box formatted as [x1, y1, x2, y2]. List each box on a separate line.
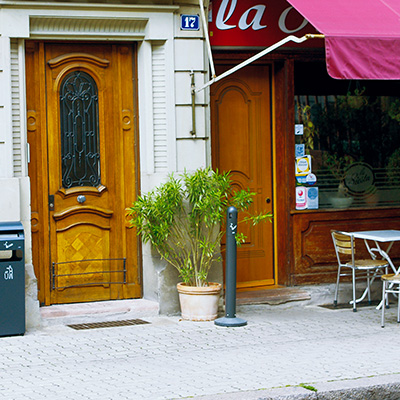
[236, 287, 311, 305]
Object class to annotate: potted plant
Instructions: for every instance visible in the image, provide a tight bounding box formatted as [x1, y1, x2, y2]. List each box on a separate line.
[129, 167, 272, 321]
[323, 153, 355, 208]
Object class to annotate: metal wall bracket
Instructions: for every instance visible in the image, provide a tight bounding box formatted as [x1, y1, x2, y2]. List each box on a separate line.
[190, 70, 196, 136]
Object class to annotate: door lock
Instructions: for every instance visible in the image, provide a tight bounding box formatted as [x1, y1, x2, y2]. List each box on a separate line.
[48, 195, 55, 211]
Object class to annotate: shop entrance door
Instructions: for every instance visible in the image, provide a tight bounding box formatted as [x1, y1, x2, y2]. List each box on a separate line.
[211, 64, 274, 289]
[26, 42, 141, 305]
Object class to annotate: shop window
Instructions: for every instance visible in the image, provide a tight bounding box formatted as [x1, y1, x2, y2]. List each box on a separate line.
[294, 61, 400, 210]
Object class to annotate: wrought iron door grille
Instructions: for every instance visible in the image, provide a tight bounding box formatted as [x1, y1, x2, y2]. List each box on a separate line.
[60, 70, 101, 189]
[51, 258, 126, 290]
[68, 319, 150, 330]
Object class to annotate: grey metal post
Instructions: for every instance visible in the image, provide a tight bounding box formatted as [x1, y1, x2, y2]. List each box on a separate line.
[215, 206, 247, 327]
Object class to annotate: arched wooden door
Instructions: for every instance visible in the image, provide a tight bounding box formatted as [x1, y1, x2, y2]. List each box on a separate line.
[211, 64, 275, 289]
[26, 42, 141, 305]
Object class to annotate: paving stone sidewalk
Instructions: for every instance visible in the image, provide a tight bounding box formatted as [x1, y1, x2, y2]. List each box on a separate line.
[1, 301, 400, 400]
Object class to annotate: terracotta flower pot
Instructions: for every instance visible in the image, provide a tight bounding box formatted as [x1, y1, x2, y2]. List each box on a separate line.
[177, 282, 222, 321]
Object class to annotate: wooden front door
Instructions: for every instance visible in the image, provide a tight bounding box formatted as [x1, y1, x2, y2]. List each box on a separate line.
[211, 64, 274, 289]
[26, 42, 140, 305]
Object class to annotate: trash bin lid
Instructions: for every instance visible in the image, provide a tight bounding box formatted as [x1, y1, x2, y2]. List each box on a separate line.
[0, 221, 24, 235]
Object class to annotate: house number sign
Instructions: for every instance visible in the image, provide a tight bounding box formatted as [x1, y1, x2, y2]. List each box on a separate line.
[181, 15, 200, 31]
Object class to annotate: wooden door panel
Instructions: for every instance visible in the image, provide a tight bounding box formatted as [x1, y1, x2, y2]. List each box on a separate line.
[55, 228, 111, 287]
[26, 42, 140, 305]
[216, 89, 251, 174]
[211, 64, 274, 289]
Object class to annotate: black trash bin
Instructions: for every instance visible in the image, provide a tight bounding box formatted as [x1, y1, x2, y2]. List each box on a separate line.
[0, 222, 25, 337]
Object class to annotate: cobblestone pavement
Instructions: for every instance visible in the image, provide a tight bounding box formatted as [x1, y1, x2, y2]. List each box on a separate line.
[1, 302, 400, 400]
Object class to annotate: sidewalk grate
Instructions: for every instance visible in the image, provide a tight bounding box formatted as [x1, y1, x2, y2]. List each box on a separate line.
[67, 319, 150, 330]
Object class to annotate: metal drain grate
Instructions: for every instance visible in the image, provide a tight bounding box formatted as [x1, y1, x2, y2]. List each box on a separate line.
[68, 319, 150, 330]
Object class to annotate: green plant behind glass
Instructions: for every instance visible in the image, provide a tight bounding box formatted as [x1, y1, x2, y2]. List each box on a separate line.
[309, 93, 400, 168]
[129, 167, 272, 287]
[387, 148, 400, 184]
[299, 105, 316, 151]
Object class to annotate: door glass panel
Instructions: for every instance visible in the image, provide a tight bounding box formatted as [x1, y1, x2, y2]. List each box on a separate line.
[60, 70, 101, 189]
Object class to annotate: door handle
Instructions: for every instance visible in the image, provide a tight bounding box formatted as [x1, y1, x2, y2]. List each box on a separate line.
[266, 198, 271, 204]
[77, 195, 86, 204]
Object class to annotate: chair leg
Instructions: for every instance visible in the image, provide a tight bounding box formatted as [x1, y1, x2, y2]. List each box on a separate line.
[334, 266, 341, 307]
[367, 270, 371, 304]
[397, 284, 400, 323]
[386, 287, 390, 309]
[352, 268, 357, 312]
[382, 281, 385, 327]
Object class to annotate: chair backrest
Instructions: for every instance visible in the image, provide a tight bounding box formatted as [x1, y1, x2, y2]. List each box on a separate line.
[331, 230, 355, 264]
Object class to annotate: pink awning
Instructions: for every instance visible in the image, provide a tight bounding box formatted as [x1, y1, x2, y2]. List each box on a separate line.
[286, 0, 400, 80]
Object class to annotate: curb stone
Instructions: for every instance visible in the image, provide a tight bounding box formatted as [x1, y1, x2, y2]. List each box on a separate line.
[189, 375, 400, 400]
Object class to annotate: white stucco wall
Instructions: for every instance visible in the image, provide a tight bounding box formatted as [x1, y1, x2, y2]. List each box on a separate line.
[0, 0, 212, 322]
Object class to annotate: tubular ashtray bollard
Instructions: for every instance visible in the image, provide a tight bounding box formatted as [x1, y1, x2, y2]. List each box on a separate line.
[215, 206, 247, 327]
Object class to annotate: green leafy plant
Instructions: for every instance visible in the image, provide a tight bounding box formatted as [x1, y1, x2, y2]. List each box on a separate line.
[345, 87, 368, 110]
[387, 148, 400, 184]
[299, 105, 316, 151]
[322, 153, 355, 197]
[129, 167, 272, 287]
[388, 99, 400, 122]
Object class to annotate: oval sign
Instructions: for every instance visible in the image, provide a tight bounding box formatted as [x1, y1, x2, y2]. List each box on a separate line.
[344, 163, 375, 194]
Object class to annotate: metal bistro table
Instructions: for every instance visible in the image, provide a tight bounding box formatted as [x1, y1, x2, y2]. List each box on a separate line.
[350, 230, 400, 309]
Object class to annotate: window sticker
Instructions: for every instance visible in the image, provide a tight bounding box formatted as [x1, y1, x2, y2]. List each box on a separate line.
[295, 144, 305, 158]
[305, 173, 317, 185]
[295, 155, 311, 177]
[307, 187, 319, 209]
[296, 186, 307, 210]
[295, 124, 304, 135]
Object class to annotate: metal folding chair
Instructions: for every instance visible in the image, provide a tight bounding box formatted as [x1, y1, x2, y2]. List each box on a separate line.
[381, 274, 400, 327]
[331, 230, 389, 312]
